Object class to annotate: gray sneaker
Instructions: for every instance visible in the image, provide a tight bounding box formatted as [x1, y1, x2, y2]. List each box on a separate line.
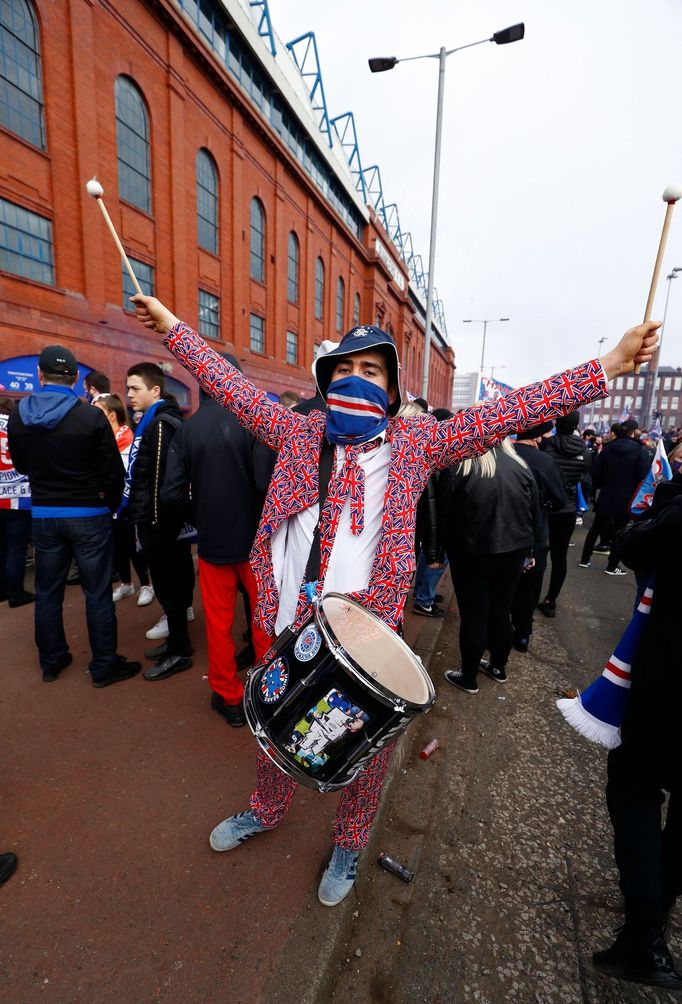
[318, 845, 359, 906]
[209, 810, 273, 852]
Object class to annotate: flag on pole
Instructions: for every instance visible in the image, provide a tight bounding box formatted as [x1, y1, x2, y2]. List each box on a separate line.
[649, 416, 663, 440]
[619, 397, 633, 421]
[630, 438, 672, 515]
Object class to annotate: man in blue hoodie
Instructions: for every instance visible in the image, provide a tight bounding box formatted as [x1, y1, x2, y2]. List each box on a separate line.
[7, 345, 140, 687]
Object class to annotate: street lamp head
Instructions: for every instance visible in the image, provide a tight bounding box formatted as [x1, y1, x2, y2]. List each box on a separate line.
[492, 23, 525, 45]
[368, 56, 398, 73]
[500, 317, 510, 321]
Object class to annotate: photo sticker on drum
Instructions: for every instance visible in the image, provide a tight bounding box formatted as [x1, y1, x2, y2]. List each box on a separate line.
[260, 657, 289, 704]
[294, 624, 322, 663]
[285, 688, 371, 773]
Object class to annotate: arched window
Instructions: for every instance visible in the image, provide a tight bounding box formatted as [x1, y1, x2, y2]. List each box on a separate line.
[314, 257, 324, 321]
[0, 0, 45, 148]
[353, 292, 361, 327]
[287, 231, 299, 304]
[335, 276, 345, 333]
[196, 149, 218, 253]
[250, 197, 265, 282]
[115, 76, 151, 213]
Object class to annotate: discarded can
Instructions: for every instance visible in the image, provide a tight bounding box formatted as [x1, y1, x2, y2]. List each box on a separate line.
[419, 738, 439, 760]
[377, 852, 414, 883]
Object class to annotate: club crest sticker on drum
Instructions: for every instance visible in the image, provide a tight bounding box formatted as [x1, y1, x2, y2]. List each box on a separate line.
[260, 657, 289, 704]
[294, 625, 322, 663]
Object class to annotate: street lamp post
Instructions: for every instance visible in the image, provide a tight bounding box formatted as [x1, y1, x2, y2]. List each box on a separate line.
[486, 364, 508, 381]
[462, 317, 510, 397]
[641, 267, 681, 424]
[369, 23, 524, 401]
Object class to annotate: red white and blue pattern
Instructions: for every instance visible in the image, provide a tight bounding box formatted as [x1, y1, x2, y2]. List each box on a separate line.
[630, 438, 672, 514]
[164, 322, 608, 637]
[260, 657, 289, 704]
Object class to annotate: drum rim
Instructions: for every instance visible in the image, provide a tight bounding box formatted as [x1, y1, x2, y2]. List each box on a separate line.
[314, 591, 435, 711]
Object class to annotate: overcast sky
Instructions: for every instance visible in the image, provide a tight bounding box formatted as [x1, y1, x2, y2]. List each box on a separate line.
[269, 0, 682, 388]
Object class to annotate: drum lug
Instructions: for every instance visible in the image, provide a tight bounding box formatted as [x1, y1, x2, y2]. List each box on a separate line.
[254, 725, 267, 739]
[393, 700, 406, 714]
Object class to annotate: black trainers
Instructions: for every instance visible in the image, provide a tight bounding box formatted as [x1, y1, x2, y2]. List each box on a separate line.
[512, 637, 529, 653]
[479, 659, 508, 684]
[593, 927, 682, 991]
[42, 652, 73, 683]
[538, 599, 556, 618]
[593, 544, 611, 555]
[211, 692, 247, 728]
[92, 659, 141, 689]
[412, 602, 445, 618]
[444, 670, 478, 694]
[604, 566, 628, 577]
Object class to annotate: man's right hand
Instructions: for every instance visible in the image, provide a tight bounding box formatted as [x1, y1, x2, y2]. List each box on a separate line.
[130, 295, 180, 335]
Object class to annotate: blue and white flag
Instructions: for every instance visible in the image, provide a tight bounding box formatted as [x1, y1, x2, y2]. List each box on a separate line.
[630, 438, 672, 515]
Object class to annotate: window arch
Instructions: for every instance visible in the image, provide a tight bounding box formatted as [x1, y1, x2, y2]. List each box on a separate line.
[115, 76, 151, 213]
[335, 276, 345, 333]
[196, 149, 218, 253]
[250, 197, 265, 282]
[353, 292, 361, 327]
[287, 230, 299, 304]
[314, 257, 324, 320]
[0, 0, 45, 148]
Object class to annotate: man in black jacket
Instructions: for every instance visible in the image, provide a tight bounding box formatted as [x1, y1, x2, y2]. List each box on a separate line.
[592, 469, 682, 990]
[161, 366, 275, 725]
[511, 421, 567, 650]
[7, 345, 140, 687]
[580, 418, 650, 574]
[125, 362, 195, 681]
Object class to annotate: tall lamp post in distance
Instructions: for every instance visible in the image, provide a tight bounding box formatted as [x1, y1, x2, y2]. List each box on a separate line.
[642, 267, 681, 424]
[369, 23, 525, 401]
[462, 317, 510, 398]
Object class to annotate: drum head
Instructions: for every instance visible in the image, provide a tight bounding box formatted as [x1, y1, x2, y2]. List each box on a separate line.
[321, 593, 432, 707]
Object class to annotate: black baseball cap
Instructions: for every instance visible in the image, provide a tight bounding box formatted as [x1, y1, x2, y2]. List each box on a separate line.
[38, 345, 78, 377]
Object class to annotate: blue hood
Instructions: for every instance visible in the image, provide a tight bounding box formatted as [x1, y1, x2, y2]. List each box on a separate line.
[18, 385, 80, 430]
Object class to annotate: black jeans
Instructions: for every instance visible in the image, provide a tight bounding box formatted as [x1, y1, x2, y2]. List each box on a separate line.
[32, 515, 118, 679]
[581, 512, 627, 571]
[510, 546, 548, 640]
[0, 508, 31, 601]
[138, 524, 194, 655]
[448, 549, 527, 680]
[112, 517, 149, 586]
[545, 512, 577, 601]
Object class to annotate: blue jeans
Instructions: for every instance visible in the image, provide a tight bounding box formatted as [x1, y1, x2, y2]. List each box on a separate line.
[413, 552, 448, 607]
[32, 515, 118, 680]
[0, 509, 31, 601]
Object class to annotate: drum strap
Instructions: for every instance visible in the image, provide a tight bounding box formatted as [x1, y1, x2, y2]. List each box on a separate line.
[305, 437, 334, 585]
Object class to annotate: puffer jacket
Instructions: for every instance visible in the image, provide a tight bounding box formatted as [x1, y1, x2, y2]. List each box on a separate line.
[541, 431, 587, 513]
[127, 400, 183, 526]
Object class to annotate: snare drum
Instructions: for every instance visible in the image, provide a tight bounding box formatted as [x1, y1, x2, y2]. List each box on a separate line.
[243, 592, 435, 792]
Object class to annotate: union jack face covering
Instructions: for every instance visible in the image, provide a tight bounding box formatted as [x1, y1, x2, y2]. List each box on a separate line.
[325, 375, 389, 445]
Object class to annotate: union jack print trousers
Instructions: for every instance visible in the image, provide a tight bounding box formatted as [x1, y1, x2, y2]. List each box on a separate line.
[250, 743, 395, 851]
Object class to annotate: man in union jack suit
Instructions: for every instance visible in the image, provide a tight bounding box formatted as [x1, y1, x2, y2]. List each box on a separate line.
[132, 293, 659, 908]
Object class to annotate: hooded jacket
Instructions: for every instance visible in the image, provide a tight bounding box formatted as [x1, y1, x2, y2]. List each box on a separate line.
[592, 435, 650, 520]
[541, 431, 587, 514]
[7, 385, 124, 512]
[126, 399, 184, 527]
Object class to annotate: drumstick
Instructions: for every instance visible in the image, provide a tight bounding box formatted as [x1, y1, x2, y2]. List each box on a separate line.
[85, 177, 143, 296]
[635, 183, 682, 373]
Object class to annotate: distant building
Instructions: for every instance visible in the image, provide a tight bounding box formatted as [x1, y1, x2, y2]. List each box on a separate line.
[452, 372, 480, 411]
[0, 0, 454, 409]
[587, 365, 682, 431]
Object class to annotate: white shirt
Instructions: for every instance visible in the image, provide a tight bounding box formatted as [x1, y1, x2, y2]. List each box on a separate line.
[272, 434, 391, 634]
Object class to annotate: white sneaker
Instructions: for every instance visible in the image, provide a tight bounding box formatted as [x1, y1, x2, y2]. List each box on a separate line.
[137, 585, 155, 606]
[113, 583, 135, 602]
[145, 607, 195, 640]
[146, 614, 168, 640]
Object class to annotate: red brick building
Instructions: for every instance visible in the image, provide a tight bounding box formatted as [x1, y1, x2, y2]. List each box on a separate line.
[0, 0, 454, 410]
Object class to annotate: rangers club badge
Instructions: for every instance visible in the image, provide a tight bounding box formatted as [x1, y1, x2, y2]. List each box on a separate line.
[294, 625, 322, 663]
[260, 657, 289, 704]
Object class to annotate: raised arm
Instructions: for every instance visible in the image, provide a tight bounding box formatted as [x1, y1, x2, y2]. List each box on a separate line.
[426, 321, 661, 470]
[131, 295, 306, 452]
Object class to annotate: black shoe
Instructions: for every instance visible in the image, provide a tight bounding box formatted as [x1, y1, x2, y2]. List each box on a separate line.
[412, 602, 445, 618]
[444, 670, 479, 694]
[42, 652, 73, 683]
[92, 659, 141, 688]
[538, 599, 556, 618]
[479, 659, 508, 683]
[593, 544, 611, 554]
[8, 590, 35, 608]
[211, 692, 247, 728]
[512, 637, 529, 653]
[0, 852, 18, 886]
[593, 928, 682, 991]
[235, 643, 256, 671]
[144, 641, 194, 660]
[65, 572, 80, 586]
[143, 654, 193, 681]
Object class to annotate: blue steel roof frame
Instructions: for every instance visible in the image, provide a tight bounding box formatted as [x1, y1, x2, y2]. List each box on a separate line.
[286, 32, 333, 148]
[361, 164, 385, 214]
[330, 111, 367, 202]
[381, 203, 405, 258]
[249, 0, 277, 57]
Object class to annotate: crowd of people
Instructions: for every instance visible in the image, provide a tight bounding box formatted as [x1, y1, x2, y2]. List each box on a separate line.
[1, 306, 680, 991]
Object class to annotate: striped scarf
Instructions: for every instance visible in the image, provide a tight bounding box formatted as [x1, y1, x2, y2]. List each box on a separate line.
[325, 375, 388, 446]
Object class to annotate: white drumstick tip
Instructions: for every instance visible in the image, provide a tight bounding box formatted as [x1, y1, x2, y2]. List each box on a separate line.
[662, 183, 682, 205]
[86, 177, 104, 198]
